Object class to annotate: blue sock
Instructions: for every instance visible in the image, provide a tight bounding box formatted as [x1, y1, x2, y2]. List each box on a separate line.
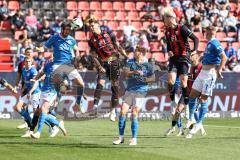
[45, 114, 60, 127]
[49, 110, 57, 117]
[177, 117, 182, 128]
[118, 115, 126, 136]
[198, 102, 208, 123]
[37, 113, 47, 133]
[19, 108, 32, 126]
[189, 98, 198, 120]
[131, 117, 138, 138]
[194, 111, 199, 122]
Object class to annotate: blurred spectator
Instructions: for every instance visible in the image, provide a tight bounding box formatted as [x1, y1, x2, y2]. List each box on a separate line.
[149, 58, 161, 72]
[146, 22, 160, 41]
[18, 38, 34, 63]
[25, 8, 38, 39]
[38, 19, 52, 42]
[219, 5, 229, 20]
[197, 2, 207, 16]
[201, 15, 212, 34]
[224, 42, 237, 70]
[143, 2, 155, 12]
[125, 30, 139, 53]
[11, 10, 26, 32]
[191, 12, 202, 32]
[185, 3, 195, 23]
[51, 16, 62, 34]
[138, 33, 150, 51]
[0, 0, 9, 30]
[123, 19, 136, 40]
[223, 12, 238, 36]
[171, 0, 181, 8]
[209, 4, 220, 16]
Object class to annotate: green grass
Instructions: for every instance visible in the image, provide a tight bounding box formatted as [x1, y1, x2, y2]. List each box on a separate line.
[1, 119, 240, 160]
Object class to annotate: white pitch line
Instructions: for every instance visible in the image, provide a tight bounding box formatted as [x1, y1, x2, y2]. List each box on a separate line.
[205, 125, 240, 129]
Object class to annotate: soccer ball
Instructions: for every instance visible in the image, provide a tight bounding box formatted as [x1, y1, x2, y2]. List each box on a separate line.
[71, 17, 83, 30]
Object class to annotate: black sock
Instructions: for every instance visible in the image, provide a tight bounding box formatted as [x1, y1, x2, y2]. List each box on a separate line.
[168, 83, 175, 101]
[182, 87, 189, 105]
[30, 113, 39, 131]
[172, 120, 177, 127]
[111, 86, 119, 108]
[94, 84, 103, 105]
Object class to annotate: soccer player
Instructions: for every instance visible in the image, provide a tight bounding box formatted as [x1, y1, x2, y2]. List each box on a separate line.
[86, 17, 128, 121]
[30, 60, 67, 139]
[164, 8, 199, 115]
[113, 46, 154, 146]
[186, 26, 227, 138]
[36, 21, 85, 111]
[14, 56, 41, 137]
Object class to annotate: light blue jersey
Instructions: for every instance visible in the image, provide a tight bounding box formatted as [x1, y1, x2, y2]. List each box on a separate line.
[44, 34, 77, 64]
[126, 58, 153, 93]
[42, 62, 56, 92]
[202, 38, 224, 65]
[22, 66, 40, 94]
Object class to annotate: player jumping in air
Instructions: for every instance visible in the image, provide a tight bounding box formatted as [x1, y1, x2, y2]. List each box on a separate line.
[163, 8, 199, 130]
[86, 16, 128, 121]
[186, 26, 227, 138]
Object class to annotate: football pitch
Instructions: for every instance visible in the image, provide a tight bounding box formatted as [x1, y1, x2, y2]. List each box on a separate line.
[1, 119, 240, 160]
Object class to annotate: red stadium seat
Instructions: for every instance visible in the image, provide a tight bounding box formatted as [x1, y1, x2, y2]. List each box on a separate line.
[136, 2, 146, 11]
[127, 11, 139, 20]
[93, 11, 103, 20]
[118, 21, 127, 30]
[82, 11, 90, 19]
[66, 1, 77, 10]
[101, 1, 113, 10]
[104, 11, 115, 20]
[124, 2, 135, 11]
[90, 1, 101, 10]
[113, 1, 124, 10]
[68, 11, 77, 20]
[108, 21, 118, 31]
[230, 3, 237, 12]
[78, 41, 89, 51]
[145, 52, 152, 59]
[194, 32, 205, 41]
[115, 11, 127, 20]
[132, 21, 142, 30]
[216, 32, 227, 41]
[232, 42, 240, 51]
[155, 21, 164, 29]
[78, 1, 89, 10]
[152, 52, 165, 62]
[75, 31, 87, 41]
[1, 20, 11, 30]
[142, 21, 151, 29]
[0, 64, 14, 72]
[8, 1, 19, 10]
[150, 42, 160, 52]
[139, 11, 147, 19]
[198, 42, 207, 52]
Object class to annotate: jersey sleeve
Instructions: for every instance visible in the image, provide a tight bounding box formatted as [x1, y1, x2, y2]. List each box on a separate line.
[44, 35, 55, 49]
[214, 41, 224, 55]
[31, 68, 38, 78]
[181, 25, 193, 37]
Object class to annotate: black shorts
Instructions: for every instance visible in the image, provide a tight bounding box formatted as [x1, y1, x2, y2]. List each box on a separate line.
[98, 60, 120, 81]
[168, 56, 190, 75]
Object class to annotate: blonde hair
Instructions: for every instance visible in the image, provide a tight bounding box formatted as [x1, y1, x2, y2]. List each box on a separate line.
[163, 7, 176, 19]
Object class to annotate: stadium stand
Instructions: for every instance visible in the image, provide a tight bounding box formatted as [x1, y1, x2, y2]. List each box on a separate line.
[0, 0, 239, 72]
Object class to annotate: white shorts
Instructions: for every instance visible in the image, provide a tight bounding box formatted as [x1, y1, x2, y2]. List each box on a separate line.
[53, 64, 83, 81]
[192, 68, 217, 96]
[122, 91, 146, 109]
[39, 90, 57, 107]
[19, 92, 41, 109]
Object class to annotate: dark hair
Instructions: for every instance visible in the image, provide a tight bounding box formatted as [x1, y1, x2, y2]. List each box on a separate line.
[61, 21, 71, 29]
